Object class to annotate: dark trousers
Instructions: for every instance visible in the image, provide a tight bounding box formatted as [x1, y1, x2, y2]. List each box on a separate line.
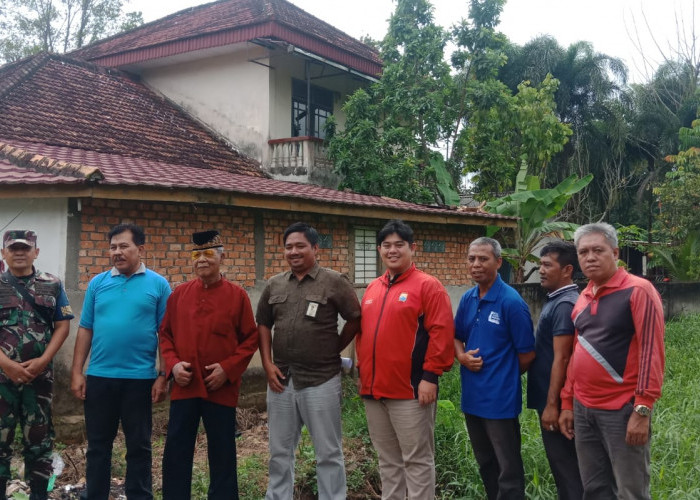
[162, 399, 238, 500]
[84, 376, 154, 500]
[573, 399, 651, 500]
[538, 411, 583, 500]
[465, 414, 525, 500]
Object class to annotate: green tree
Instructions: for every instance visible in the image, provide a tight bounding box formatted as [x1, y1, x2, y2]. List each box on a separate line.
[463, 74, 572, 196]
[483, 165, 592, 283]
[328, 0, 457, 205]
[0, 0, 143, 62]
[497, 36, 644, 222]
[330, 0, 570, 205]
[653, 110, 700, 240]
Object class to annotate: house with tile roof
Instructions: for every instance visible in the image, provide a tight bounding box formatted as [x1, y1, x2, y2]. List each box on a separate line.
[0, 1, 517, 434]
[71, 0, 383, 188]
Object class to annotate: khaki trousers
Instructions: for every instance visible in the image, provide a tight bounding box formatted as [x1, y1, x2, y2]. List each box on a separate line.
[364, 398, 436, 500]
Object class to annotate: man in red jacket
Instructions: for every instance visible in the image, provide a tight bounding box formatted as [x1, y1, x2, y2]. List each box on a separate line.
[159, 230, 259, 500]
[559, 223, 665, 499]
[357, 219, 454, 500]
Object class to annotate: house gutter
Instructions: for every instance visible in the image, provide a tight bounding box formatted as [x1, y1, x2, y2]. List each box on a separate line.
[291, 46, 379, 83]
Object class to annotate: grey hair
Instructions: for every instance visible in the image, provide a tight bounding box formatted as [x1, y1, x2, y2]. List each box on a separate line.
[573, 223, 618, 249]
[469, 237, 502, 258]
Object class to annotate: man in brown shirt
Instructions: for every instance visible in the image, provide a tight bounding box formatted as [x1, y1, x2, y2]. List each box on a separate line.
[256, 222, 361, 500]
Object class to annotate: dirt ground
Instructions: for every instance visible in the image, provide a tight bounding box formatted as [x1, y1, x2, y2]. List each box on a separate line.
[9, 407, 270, 499]
[9, 405, 379, 499]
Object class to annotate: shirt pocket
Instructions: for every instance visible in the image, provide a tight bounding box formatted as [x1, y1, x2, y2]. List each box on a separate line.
[304, 294, 328, 322]
[269, 294, 288, 324]
[35, 294, 57, 309]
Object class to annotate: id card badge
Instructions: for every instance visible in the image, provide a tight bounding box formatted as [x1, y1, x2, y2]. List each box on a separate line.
[306, 301, 319, 318]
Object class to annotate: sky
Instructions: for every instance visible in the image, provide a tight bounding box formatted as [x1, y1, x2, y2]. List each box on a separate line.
[135, 0, 699, 84]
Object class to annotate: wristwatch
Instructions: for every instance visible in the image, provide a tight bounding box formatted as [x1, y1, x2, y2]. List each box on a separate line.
[634, 404, 652, 417]
[157, 371, 167, 378]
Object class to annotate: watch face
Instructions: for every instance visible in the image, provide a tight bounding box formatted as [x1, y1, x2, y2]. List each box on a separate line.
[635, 405, 651, 417]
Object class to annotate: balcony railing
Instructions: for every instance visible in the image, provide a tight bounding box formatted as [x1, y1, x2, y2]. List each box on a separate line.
[266, 136, 338, 188]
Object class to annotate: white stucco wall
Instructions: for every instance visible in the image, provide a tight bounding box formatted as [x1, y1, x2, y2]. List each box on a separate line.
[139, 44, 369, 168]
[142, 45, 272, 162]
[0, 198, 69, 279]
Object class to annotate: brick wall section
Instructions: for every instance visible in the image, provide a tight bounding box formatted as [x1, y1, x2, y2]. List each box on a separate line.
[410, 222, 480, 285]
[259, 213, 479, 285]
[78, 198, 483, 290]
[261, 212, 352, 278]
[78, 198, 257, 290]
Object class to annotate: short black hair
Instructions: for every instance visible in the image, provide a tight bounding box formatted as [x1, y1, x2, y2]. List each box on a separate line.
[283, 222, 319, 246]
[108, 223, 145, 246]
[540, 240, 578, 270]
[377, 219, 414, 245]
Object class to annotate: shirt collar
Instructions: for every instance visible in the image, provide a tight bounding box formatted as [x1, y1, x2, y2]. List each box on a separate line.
[286, 261, 320, 281]
[380, 262, 416, 285]
[110, 262, 146, 277]
[546, 283, 579, 299]
[582, 267, 627, 297]
[471, 274, 504, 302]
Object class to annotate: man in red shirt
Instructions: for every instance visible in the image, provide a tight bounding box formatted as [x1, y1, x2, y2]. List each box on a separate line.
[159, 231, 259, 500]
[358, 219, 454, 499]
[559, 223, 665, 499]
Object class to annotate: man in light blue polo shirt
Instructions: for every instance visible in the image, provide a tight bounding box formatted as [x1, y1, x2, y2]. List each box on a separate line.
[454, 237, 535, 500]
[70, 223, 171, 500]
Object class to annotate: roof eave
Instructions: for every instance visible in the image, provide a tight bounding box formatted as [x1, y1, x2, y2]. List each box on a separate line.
[85, 21, 382, 78]
[1, 184, 517, 228]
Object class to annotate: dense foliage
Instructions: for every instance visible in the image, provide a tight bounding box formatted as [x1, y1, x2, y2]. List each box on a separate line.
[328, 0, 569, 205]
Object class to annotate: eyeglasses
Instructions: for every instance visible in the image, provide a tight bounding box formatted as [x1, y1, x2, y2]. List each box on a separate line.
[191, 248, 218, 260]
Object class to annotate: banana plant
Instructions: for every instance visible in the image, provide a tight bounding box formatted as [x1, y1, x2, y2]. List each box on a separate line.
[648, 231, 700, 281]
[483, 162, 593, 282]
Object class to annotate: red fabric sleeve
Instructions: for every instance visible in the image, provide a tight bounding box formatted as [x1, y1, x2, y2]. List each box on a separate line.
[421, 278, 455, 378]
[630, 284, 665, 408]
[219, 288, 259, 383]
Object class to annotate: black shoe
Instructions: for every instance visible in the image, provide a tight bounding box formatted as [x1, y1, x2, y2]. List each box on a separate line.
[29, 479, 48, 500]
[0, 478, 7, 500]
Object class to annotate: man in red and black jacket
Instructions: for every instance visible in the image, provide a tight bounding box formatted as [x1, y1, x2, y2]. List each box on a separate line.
[357, 219, 454, 500]
[559, 223, 665, 500]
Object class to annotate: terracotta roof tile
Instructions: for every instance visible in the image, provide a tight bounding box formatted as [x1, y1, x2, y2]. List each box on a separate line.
[71, 0, 381, 76]
[0, 139, 514, 222]
[0, 53, 264, 177]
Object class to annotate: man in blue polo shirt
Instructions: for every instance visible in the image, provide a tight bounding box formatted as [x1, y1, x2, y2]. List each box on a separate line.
[454, 237, 534, 500]
[70, 223, 171, 500]
[527, 240, 583, 499]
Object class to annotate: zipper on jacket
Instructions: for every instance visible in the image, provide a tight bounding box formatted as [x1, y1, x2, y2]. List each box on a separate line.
[369, 277, 395, 397]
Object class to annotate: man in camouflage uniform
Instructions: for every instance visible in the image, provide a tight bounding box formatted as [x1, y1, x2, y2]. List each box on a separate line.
[0, 230, 73, 500]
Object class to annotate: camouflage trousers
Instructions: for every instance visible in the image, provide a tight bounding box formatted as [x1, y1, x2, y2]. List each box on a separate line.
[0, 374, 54, 482]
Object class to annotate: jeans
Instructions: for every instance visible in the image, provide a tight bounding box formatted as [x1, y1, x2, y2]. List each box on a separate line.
[162, 399, 238, 500]
[84, 376, 154, 500]
[265, 374, 345, 500]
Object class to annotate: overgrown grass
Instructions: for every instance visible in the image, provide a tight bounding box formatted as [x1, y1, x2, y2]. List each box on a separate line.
[98, 314, 700, 498]
[333, 313, 700, 498]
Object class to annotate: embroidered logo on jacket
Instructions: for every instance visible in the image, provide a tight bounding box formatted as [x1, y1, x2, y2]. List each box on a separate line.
[488, 311, 500, 324]
[399, 292, 408, 302]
